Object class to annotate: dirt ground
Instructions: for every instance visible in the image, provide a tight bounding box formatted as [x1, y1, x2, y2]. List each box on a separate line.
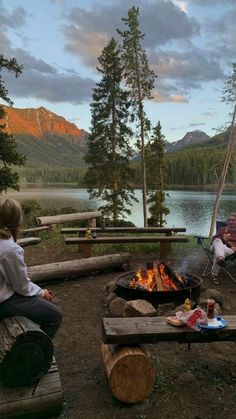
[24, 240, 236, 419]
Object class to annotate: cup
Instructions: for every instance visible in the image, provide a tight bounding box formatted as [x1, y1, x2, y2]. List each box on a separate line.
[207, 299, 215, 319]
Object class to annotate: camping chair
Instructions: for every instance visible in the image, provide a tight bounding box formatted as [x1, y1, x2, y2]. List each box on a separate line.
[195, 220, 236, 284]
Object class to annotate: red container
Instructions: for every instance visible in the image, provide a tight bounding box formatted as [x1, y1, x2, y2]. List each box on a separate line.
[207, 299, 215, 319]
[186, 308, 202, 328]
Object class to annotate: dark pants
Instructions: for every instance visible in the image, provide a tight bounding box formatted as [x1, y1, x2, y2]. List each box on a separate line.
[0, 293, 62, 338]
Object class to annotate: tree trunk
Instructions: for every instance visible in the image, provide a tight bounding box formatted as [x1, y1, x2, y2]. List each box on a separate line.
[28, 253, 131, 282]
[36, 211, 102, 226]
[101, 343, 156, 403]
[209, 105, 236, 237]
[17, 237, 41, 247]
[0, 316, 53, 388]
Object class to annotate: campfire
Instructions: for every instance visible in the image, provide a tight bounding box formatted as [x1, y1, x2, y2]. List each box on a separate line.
[129, 262, 185, 292]
[115, 263, 202, 307]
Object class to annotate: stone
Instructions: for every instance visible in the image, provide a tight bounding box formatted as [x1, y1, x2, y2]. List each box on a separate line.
[123, 299, 157, 317]
[104, 292, 117, 306]
[104, 279, 117, 295]
[109, 297, 127, 317]
[200, 288, 225, 307]
[177, 372, 196, 384]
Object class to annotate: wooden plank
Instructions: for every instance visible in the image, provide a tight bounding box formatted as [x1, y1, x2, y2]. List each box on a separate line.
[102, 316, 236, 345]
[0, 358, 63, 419]
[65, 236, 188, 244]
[61, 227, 186, 234]
[17, 237, 41, 247]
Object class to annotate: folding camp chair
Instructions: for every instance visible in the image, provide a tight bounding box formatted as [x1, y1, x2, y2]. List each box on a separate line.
[196, 220, 236, 284]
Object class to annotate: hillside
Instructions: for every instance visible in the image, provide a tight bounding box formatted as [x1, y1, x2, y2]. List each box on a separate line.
[2, 105, 88, 168]
[165, 130, 210, 153]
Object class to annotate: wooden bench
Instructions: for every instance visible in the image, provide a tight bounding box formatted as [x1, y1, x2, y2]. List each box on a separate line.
[102, 315, 236, 345]
[101, 315, 236, 403]
[65, 235, 188, 258]
[17, 237, 41, 247]
[61, 227, 186, 235]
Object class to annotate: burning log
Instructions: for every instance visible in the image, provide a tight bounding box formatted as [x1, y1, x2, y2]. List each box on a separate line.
[101, 343, 156, 403]
[160, 262, 185, 289]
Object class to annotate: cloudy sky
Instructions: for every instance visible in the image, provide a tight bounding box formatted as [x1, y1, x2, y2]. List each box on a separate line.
[1, 0, 235, 142]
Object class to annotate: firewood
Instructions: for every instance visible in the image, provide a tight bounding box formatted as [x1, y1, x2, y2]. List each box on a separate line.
[101, 343, 156, 403]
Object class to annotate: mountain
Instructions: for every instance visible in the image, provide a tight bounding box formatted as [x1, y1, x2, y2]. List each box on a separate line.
[165, 130, 210, 153]
[2, 105, 89, 167]
[131, 129, 210, 161]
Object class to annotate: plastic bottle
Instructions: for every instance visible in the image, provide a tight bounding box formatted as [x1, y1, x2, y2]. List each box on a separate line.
[183, 298, 191, 311]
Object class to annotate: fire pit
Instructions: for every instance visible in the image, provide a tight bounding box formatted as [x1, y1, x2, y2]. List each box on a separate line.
[115, 263, 202, 307]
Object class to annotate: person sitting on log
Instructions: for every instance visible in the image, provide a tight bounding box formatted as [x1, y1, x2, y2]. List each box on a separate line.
[210, 213, 236, 285]
[0, 198, 62, 338]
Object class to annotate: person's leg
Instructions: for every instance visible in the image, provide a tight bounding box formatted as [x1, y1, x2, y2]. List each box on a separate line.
[210, 238, 234, 277]
[0, 293, 62, 338]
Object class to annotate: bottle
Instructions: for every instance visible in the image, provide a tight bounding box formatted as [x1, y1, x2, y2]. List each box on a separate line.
[92, 231, 97, 239]
[85, 228, 92, 239]
[183, 298, 191, 311]
[207, 299, 215, 319]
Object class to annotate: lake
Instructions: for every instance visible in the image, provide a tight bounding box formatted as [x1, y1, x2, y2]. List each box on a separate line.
[5, 187, 236, 236]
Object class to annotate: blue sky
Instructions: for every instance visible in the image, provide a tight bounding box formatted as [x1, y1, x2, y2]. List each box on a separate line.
[1, 0, 235, 142]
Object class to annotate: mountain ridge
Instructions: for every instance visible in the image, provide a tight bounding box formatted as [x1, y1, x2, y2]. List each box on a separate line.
[2, 105, 88, 168]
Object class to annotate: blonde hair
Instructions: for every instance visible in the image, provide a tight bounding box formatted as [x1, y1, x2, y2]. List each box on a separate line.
[0, 198, 23, 241]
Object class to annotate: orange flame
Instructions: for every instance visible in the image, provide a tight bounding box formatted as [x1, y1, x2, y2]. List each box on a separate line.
[129, 263, 184, 292]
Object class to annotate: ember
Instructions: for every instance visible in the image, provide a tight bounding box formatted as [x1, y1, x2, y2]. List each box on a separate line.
[129, 261, 185, 292]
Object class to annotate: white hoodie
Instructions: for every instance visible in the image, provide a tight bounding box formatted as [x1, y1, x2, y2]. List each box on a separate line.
[0, 236, 43, 303]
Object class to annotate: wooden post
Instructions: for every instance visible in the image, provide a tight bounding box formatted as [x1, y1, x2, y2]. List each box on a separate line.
[101, 344, 156, 403]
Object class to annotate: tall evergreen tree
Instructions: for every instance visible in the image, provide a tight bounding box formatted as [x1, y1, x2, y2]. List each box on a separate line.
[117, 6, 156, 226]
[146, 121, 169, 226]
[0, 55, 25, 193]
[84, 38, 136, 222]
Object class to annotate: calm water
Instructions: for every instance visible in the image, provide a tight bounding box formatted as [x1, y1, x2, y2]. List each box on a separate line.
[5, 187, 236, 236]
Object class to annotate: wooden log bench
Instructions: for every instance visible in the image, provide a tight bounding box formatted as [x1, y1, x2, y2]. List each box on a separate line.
[65, 235, 188, 258]
[0, 316, 63, 418]
[17, 237, 41, 247]
[101, 316, 236, 403]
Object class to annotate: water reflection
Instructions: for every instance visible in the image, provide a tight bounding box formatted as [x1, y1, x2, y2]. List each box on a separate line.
[5, 187, 236, 236]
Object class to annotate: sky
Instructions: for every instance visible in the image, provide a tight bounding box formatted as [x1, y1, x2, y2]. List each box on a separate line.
[1, 0, 235, 142]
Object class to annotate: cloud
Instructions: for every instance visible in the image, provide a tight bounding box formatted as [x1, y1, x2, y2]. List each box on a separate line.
[63, 0, 199, 66]
[189, 122, 207, 127]
[190, 0, 235, 6]
[4, 68, 94, 104]
[0, 0, 27, 28]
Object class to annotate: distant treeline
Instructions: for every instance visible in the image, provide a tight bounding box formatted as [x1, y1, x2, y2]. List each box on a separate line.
[17, 146, 236, 188]
[17, 167, 86, 187]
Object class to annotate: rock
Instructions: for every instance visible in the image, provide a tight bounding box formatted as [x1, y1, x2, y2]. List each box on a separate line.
[104, 279, 117, 295]
[200, 288, 225, 307]
[123, 299, 157, 317]
[109, 297, 127, 317]
[158, 302, 175, 316]
[177, 372, 196, 384]
[104, 292, 118, 306]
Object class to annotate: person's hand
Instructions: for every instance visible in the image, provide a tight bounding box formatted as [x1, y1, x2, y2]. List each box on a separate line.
[43, 289, 53, 302]
[223, 233, 231, 241]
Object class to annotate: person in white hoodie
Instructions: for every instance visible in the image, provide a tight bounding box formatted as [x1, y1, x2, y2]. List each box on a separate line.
[0, 198, 62, 338]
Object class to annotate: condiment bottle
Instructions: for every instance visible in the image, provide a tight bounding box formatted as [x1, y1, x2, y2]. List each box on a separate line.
[183, 298, 191, 311]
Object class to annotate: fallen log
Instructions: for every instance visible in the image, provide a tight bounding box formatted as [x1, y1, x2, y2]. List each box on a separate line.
[17, 237, 41, 247]
[20, 226, 50, 236]
[101, 343, 156, 403]
[28, 253, 131, 282]
[0, 316, 53, 388]
[36, 211, 102, 226]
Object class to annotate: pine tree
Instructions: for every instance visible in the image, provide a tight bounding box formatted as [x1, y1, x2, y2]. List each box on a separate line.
[117, 6, 156, 226]
[84, 38, 136, 222]
[146, 121, 169, 226]
[0, 55, 25, 193]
